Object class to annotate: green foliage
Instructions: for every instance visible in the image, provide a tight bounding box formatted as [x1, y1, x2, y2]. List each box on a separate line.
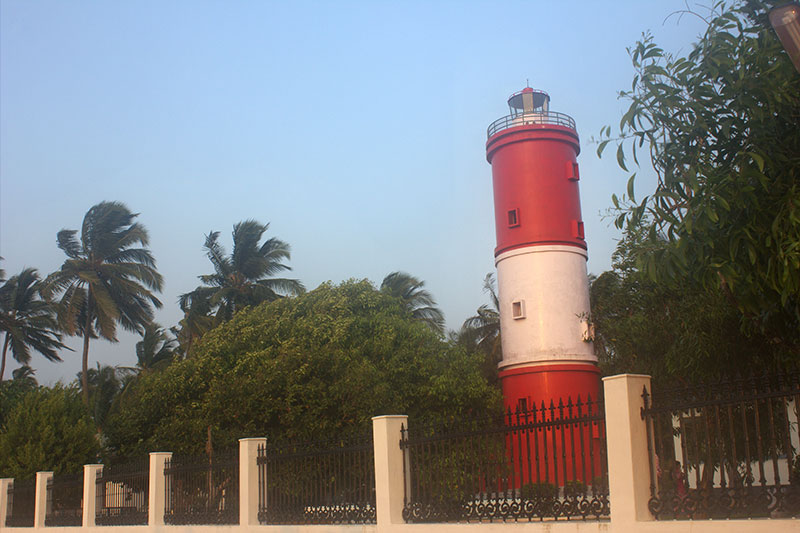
[0, 385, 99, 478]
[456, 273, 501, 384]
[46, 201, 163, 405]
[590, 229, 790, 380]
[0, 370, 38, 428]
[179, 220, 304, 328]
[598, 1, 800, 340]
[106, 280, 500, 460]
[380, 271, 445, 334]
[0, 268, 66, 381]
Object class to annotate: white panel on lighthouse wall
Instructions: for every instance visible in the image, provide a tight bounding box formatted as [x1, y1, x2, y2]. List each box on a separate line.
[495, 245, 596, 369]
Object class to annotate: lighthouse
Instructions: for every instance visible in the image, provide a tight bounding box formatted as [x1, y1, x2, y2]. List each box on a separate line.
[485, 87, 599, 414]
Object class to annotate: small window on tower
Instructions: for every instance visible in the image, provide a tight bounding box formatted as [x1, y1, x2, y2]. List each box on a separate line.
[566, 161, 580, 181]
[572, 220, 585, 240]
[507, 208, 520, 228]
[511, 299, 525, 319]
[517, 398, 528, 413]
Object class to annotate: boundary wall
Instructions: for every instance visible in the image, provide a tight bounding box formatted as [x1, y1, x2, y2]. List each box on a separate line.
[1, 375, 797, 532]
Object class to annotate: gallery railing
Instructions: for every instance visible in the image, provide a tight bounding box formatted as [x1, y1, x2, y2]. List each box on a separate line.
[400, 396, 609, 523]
[642, 371, 800, 519]
[164, 449, 239, 525]
[5, 477, 35, 527]
[45, 472, 83, 527]
[487, 111, 576, 138]
[95, 458, 149, 525]
[257, 433, 376, 525]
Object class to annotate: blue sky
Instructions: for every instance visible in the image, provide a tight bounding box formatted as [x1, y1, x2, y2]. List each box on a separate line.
[0, 1, 708, 384]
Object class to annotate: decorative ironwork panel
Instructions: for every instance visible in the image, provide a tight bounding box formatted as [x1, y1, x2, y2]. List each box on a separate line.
[642, 371, 800, 519]
[401, 396, 609, 523]
[5, 478, 35, 527]
[95, 458, 149, 525]
[164, 449, 239, 525]
[45, 472, 83, 527]
[257, 432, 376, 525]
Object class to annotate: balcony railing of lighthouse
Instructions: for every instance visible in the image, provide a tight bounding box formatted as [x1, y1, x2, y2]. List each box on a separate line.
[487, 111, 577, 139]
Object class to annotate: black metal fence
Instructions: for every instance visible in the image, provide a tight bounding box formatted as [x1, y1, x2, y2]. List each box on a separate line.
[5, 478, 35, 527]
[401, 396, 609, 523]
[164, 449, 239, 525]
[95, 458, 149, 525]
[45, 472, 83, 527]
[257, 433, 376, 525]
[642, 372, 800, 519]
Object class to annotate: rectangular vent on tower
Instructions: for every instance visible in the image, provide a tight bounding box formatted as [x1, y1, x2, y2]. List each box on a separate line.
[567, 161, 580, 181]
[572, 220, 585, 240]
[511, 299, 525, 319]
[507, 208, 520, 228]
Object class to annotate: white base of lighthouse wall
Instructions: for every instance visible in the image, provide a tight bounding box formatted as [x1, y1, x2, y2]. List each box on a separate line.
[495, 245, 596, 369]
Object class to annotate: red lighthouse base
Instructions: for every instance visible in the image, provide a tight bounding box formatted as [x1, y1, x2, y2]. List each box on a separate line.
[499, 362, 603, 489]
[499, 362, 600, 412]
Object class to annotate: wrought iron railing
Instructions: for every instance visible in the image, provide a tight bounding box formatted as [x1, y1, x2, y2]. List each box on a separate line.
[5, 478, 35, 527]
[164, 449, 239, 525]
[642, 371, 800, 519]
[45, 472, 83, 527]
[487, 111, 576, 138]
[257, 433, 376, 525]
[401, 396, 609, 522]
[95, 458, 149, 525]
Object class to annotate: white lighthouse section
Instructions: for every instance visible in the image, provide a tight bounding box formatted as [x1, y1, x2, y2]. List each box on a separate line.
[495, 245, 596, 370]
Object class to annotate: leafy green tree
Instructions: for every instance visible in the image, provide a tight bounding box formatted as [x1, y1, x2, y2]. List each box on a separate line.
[0, 384, 99, 478]
[45, 201, 163, 406]
[0, 367, 38, 428]
[135, 323, 176, 372]
[597, 0, 800, 342]
[105, 280, 500, 459]
[0, 268, 66, 381]
[180, 220, 304, 325]
[590, 229, 789, 381]
[380, 271, 445, 333]
[79, 363, 130, 432]
[457, 273, 502, 383]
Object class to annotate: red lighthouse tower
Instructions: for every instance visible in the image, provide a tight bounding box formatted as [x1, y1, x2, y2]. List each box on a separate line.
[486, 87, 599, 414]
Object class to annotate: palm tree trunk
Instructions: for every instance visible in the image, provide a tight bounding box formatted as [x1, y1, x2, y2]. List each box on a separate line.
[81, 306, 92, 406]
[0, 333, 10, 381]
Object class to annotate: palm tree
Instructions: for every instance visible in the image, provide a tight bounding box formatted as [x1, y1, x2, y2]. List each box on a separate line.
[46, 201, 163, 406]
[181, 220, 303, 323]
[380, 271, 445, 334]
[79, 363, 129, 431]
[11, 364, 38, 388]
[460, 273, 502, 381]
[0, 268, 66, 381]
[135, 322, 176, 372]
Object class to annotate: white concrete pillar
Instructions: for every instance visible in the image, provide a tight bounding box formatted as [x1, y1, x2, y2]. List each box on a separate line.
[603, 374, 653, 525]
[239, 437, 266, 526]
[0, 478, 12, 528]
[33, 471, 52, 528]
[82, 464, 103, 527]
[148, 452, 172, 526]
[372, 415, 408, 528]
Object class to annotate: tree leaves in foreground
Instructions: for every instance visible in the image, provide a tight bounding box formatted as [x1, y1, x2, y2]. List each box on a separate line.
[0, 268, 66, 381]
[46, 201, 163, 406]
[590, 228, 792, 382]
[106, 280, 500, 460]
[0, 385, 99, 478]
[597, 0, 800, 343]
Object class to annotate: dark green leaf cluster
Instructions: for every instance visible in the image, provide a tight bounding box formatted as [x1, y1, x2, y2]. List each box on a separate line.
[590, 228, 793, 381]
[104, 280, 500, 460]
[0, 384, 99, 479]
[598, 0, 800, 341]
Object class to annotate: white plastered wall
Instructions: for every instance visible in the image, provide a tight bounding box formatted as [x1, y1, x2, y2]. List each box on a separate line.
[495, 245, 596, 369]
